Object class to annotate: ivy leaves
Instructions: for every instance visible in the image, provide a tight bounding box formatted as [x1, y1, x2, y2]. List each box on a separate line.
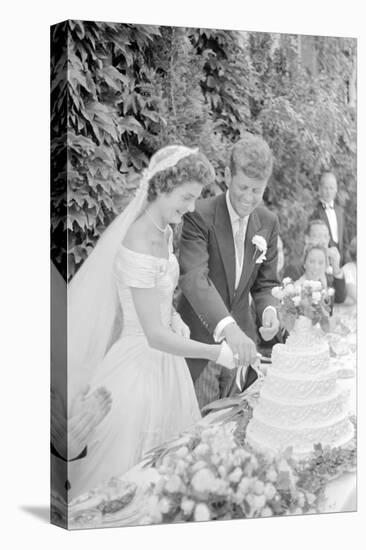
[51, 23, 356, 280]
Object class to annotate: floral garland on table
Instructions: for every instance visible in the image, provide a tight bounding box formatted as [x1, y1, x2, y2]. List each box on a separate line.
[143, 417, 356, 524]
[272, 277, 334, 333]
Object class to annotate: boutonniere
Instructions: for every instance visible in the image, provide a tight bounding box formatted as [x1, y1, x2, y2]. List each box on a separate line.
[252, 235, 267, 264]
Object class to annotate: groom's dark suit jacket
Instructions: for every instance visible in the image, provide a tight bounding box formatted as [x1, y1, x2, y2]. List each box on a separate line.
[177, 193, 280, 383]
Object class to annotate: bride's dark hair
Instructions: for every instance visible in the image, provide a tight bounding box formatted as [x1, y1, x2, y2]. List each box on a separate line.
[147, 151, 215, 202]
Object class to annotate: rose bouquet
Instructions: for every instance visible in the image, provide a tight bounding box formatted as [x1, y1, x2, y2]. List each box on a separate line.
[145, 424, 321, 524]
[272, 277, 334, 333]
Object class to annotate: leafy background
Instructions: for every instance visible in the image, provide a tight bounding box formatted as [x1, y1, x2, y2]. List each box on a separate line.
[51, 21, 357, 281]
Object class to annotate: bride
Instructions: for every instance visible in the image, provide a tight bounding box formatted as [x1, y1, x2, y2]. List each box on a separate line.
[67, 145, 235, 499]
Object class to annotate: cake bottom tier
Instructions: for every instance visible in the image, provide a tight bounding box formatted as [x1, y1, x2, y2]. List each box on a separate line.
[246, 416, 354, 458]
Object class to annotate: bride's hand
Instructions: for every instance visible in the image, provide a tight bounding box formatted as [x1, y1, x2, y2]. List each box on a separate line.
[216, 341, 236, 369]
[171, 312, 190, 338]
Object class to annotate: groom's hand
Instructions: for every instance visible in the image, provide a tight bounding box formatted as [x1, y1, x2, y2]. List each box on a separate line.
[222, 323, 257, 366]
[259, 308, 280, 341]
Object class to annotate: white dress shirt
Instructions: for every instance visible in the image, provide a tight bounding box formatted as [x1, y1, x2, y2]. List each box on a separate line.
[213, 192, 275, 343]
[213, 192, 248, 341]
[322, 201, 339, 244]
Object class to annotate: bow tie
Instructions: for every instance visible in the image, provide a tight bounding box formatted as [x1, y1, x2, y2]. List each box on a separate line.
[322, 201, 334, 210]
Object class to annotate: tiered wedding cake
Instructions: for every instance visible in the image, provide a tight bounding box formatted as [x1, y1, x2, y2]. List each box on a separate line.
[246, 316, 354, 458]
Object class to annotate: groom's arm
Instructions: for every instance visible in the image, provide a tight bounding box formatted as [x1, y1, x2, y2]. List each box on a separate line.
[251, 214, 280, 325]
[179, 209, 231, 334]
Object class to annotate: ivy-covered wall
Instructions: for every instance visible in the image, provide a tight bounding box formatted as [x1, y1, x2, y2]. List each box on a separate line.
[51, 21, 356, 280]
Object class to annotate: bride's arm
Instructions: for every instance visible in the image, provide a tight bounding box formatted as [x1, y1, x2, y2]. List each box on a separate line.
[131, 286, 222, 362]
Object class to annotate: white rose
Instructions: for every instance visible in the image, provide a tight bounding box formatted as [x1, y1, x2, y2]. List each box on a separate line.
[211, 453, 221, 466]
[292, 295, 301, 307]
[233, 489, 245, 505]
[191, 468, 216, 494]
[264, 482, 277, 500]
[328, 288, 335, 297]
[272, 287, 284, 300]
[238, 477, 252, 494]
[312, 291, 322, 304]
[159, 497, 171, 514]
[252, 494, 266, 510]
[175, 446, 189, 458]
[228, 467, 242, 484]
[165, 474, 183, 494]
[253, 480, 265, 495]
[181, 498, 195, 516]
[194, 443, 210, 457]
[282, 277, 292, 286]
[266, 467, 278, 483]
[193, 503, 211, 522]
[214, 479, 231, 495]
[285, 283, 296, 295]
[252, 235, 267, 252]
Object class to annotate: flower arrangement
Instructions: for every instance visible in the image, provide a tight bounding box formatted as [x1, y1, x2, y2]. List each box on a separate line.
[145, 423, 323, 524]
[143, 412, 356, 525]
[271, 277, 334, 333]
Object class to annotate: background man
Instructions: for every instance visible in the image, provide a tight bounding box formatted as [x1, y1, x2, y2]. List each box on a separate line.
[311, 171, 348, 263]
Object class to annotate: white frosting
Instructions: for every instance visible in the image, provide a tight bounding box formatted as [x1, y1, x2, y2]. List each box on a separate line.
[246, 319, 354, 457]
[271, 343, 329, 375]
[264, 369, 337, 402]
[246, 417, 354, 458]
[253, 387, 349, 427]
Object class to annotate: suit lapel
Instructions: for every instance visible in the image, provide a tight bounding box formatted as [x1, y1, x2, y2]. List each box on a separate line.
[213, 194, 236, 304]
[233, 209, 262, 305]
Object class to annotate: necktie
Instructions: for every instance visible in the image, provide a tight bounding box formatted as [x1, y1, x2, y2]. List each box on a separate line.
[235, 217, 246, 266]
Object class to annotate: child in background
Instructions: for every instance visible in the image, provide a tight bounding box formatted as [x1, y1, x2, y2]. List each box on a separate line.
[297, 243, 329, 288]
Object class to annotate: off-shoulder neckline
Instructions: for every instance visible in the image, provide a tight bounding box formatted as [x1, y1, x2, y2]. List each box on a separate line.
[119, 243, 173, 262]
[120, 225, 174, 262]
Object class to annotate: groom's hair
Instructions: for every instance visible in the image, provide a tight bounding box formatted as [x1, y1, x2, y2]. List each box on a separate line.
[230, 132, 273, 181]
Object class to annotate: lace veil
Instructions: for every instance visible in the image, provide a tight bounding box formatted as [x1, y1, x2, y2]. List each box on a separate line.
[68, 145, 198, 401]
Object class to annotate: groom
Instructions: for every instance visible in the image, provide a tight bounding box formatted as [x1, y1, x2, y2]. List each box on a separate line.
[177, 133, 280, 408]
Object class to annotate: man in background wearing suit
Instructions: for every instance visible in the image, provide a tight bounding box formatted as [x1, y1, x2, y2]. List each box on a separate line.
[177, 133, 280, 409]
[311, 172, 348, 264]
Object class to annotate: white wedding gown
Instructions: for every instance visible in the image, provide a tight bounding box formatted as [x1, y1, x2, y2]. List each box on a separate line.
[68, 235, 201, 500]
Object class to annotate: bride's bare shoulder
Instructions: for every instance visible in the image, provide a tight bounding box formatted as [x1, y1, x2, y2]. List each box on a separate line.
[122, 218, 152, 255]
